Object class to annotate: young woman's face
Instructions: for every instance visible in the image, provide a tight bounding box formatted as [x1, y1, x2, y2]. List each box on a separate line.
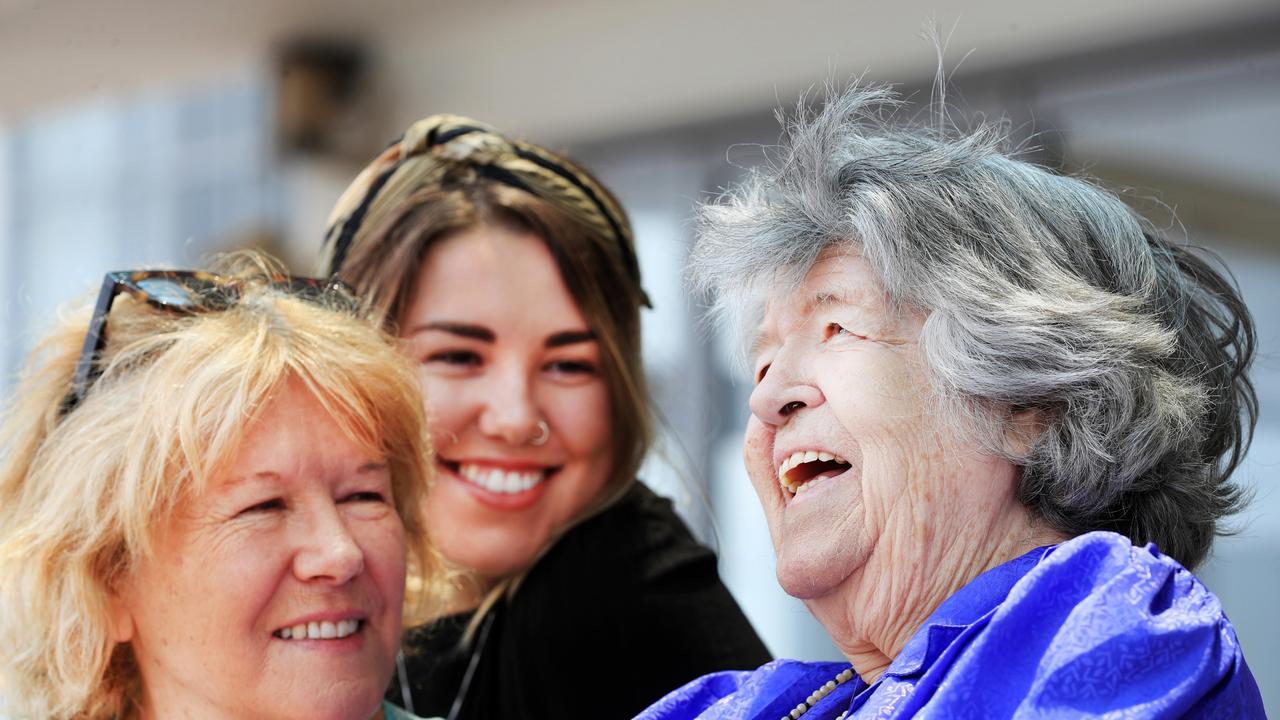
[399, 224, 613, 578]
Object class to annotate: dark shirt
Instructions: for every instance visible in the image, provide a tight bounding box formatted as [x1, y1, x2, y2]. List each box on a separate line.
[388, 481, 772, 720]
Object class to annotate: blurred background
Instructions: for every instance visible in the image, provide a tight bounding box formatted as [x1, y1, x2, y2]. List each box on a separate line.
[1, 0, 1276, 713]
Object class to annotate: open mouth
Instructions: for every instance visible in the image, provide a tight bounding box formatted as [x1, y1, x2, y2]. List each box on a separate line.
[777, 450, 852, 496]
[441, 459, 559, 495]
[272, 619, 363, 641]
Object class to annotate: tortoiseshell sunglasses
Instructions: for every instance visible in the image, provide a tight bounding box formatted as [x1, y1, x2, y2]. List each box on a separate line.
[61, 270, 357, 415]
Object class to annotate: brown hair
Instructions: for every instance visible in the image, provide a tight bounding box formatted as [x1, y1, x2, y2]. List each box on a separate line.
[336, 175, 651, 533]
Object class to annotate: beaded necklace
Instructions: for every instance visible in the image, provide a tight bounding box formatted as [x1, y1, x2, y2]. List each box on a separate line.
[781, 666, 856, 720]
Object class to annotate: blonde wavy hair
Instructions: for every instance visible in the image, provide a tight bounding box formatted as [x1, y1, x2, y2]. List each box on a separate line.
[0, 255, 444, 719]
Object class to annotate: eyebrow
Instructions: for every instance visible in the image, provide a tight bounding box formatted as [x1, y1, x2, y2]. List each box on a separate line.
[748, 289, 863, 360]
[404, 322, 595, 348]
[545, 330, 596, 348]
[406, 321, 495, 342]
[220, 470, 282, 491]
[805, 289, 859, 311]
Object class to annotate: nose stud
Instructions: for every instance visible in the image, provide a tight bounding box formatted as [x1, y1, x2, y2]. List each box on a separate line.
[529, 419, 550, 446]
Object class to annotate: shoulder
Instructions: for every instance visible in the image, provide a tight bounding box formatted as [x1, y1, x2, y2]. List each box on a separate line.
[634, 660, 855, 720]
[951, 531, 1262, 716]
[500, 482, 771, 710]
[534, 481, 716, 587]
[1009, 531, 1230, 634]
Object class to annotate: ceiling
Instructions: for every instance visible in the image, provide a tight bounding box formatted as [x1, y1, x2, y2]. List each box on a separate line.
[2, 0, 1277, 144]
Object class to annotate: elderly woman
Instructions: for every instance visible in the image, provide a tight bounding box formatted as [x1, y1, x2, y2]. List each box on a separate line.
[0, 259, 444, 719]
[640, 85, 1265, 719]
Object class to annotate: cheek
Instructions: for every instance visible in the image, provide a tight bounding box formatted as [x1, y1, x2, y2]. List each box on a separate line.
[547, 385, 611, 463]
[123, 532, 277, 661]
[743, 419, 779, 503]
[546, 384, 613, 504]
[357, 512, 407, 588]
[419, 375, 473, 441]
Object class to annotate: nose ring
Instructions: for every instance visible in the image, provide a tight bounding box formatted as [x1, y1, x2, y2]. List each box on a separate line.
[529, 419, 550, 446]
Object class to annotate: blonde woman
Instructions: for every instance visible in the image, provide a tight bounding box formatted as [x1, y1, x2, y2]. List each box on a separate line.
[322, 116, 770, 719]
[0, 258, 445, 720]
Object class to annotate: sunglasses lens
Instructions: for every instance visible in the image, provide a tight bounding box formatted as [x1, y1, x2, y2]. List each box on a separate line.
[134, 277, 202, 309]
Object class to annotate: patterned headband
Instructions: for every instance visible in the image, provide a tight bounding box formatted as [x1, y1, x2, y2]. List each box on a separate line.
[320, 114, 650, 307]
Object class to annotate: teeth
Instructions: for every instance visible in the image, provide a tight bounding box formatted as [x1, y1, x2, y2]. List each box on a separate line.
[458, 463, 546, 494]
[775, 450, 851, 494]
[275, 619, 361, 641]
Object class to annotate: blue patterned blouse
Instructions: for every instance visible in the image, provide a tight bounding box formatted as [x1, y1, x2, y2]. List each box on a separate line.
[636, 532, 1264, 719]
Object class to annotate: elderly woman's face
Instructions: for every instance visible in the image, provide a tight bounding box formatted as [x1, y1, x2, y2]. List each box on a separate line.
[746, 248, 1008, 600]
[110, 380, 406, 720]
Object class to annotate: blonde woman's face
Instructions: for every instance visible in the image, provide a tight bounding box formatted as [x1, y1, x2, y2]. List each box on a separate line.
[399, 224, 613, 578]
[110, 380, 406, 720]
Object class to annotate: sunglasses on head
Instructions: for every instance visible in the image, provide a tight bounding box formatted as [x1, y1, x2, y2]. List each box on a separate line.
[61, 270, 356, 415]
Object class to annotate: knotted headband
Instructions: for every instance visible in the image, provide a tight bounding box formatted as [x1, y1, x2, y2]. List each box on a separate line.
[320, 114, 650, 307]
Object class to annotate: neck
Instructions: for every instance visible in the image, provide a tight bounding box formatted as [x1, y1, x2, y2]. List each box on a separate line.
[806, 495, 1066, 684]
[137, 690, 389, 720]
[436, 572, 496, 617]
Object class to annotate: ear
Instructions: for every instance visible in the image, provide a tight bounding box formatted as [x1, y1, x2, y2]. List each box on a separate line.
[1003, 406, 1048, 459]
[106, 583, 136, 644]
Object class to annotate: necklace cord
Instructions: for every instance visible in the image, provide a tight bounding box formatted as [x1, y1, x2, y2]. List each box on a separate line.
[447, 610, 497, 720]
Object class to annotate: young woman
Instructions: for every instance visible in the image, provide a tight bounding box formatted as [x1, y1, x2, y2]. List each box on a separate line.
[321, 115, 770, 720]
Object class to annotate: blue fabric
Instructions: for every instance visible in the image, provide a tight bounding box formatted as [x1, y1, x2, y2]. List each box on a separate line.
[636, 532, 1265, 719]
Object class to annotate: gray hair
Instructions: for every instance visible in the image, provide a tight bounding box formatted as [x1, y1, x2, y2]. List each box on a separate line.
[691, 84, 1257, 570]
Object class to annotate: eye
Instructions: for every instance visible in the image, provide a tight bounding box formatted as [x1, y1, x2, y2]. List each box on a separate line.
[544, 359, 597, 376]
[419, 348, 483, 376]
[341, 491, 388, 504]
[424, 349, 482, 367]
[239, 497, 285, 515]
[824, 322, 866, 341]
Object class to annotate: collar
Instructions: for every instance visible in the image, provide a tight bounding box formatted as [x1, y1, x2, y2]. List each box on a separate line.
[880, 544, 1056, 680]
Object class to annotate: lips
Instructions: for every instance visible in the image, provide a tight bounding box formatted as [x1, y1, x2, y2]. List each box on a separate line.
[776, 449, 852, 495]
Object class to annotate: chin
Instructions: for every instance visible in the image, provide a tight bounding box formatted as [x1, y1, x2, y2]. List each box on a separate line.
[309, 694, 383, 720]
[774, 544, 858, 600]
[260, 684, 382, 720]
[442, 534, 541, 578]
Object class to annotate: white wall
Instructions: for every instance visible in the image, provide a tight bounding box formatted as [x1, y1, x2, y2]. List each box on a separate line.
[2, 0, 1277, 144]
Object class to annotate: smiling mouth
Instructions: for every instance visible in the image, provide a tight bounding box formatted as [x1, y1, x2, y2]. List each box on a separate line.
[272, 619, 363, 641]
[777, 450, 852, 496]
[441, 460, 558, 495]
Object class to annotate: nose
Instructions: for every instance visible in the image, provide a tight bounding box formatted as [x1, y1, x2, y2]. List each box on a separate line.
[292, 502, 364, 585]
[476, 362, 542, 445]
[748, 346, 824, 426]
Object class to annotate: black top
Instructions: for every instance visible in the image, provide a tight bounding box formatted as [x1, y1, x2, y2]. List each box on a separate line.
[388, 481, 772, 720]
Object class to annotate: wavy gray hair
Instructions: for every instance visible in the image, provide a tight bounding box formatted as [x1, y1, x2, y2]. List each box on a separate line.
[691, 84, 1256, 570]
